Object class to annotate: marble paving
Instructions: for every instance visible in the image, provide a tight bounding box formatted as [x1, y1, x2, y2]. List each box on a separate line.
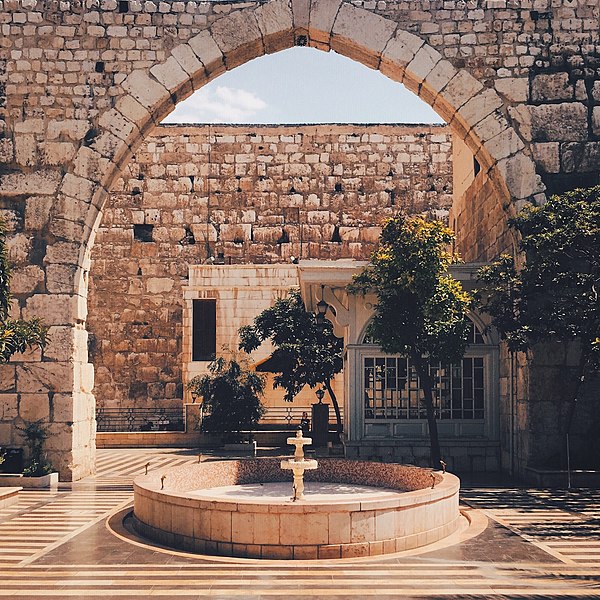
[0, 448, 598, 599]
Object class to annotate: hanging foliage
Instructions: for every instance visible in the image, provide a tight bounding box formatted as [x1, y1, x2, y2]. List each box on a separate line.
[0, 219, 48, 363]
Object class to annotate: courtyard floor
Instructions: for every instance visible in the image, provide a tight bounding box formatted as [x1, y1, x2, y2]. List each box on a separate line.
[1, 448, 599, 599]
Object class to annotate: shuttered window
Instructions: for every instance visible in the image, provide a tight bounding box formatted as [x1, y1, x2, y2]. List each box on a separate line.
[192, 299, 216, 361]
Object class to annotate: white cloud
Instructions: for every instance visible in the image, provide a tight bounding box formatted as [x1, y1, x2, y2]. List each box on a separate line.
[162, 86, 268, 124]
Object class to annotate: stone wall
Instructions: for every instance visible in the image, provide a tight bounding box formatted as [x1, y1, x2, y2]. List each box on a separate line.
[88, 124, 453, 413]
[450, 170, 509, 262]
[1, 0, 599, 479]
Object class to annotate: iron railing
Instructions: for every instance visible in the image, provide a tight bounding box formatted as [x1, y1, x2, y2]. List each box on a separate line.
[95, 407, 185, 432]
[260, 406, 344, 426]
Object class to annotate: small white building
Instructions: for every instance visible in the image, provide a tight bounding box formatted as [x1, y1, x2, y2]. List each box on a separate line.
[182, 260, 499, 472]
[299, 260, 500, 472]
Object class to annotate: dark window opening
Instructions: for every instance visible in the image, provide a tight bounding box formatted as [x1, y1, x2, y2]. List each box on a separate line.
[193, 299, 216, 361]
[118, 0, 129, 12]
[473, 157, 481, 176]
[95, 61, 105, 73]
[276, 229, 289, 244]
[134, 224, 154, 242]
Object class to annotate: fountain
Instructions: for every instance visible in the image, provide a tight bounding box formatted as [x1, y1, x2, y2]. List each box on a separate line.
[280, 428, 318, 501]
[132, 441, 462, 559]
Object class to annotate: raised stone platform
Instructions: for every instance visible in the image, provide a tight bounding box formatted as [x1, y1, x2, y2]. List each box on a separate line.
[133, 458, 460, 559]
[0, 487, 22, 509]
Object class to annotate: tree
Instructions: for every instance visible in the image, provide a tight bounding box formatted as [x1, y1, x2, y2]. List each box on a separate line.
[348, 215, 473, 468]
[477, 186, 600, 466]
[187, 357, 266, 440]
[0, 220, 47, 362]
[238, 290, 345, 436]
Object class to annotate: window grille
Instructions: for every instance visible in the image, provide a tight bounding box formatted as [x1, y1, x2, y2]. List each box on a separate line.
[363, 356, 485, 421]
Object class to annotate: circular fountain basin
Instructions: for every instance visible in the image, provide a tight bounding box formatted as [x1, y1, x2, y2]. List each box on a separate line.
[133, 458, 460, 560]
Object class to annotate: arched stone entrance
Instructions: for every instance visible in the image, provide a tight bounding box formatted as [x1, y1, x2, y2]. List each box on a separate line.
[2, 0, 597, 480]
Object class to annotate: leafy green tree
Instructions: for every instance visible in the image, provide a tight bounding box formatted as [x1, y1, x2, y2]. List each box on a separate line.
[477, 186, 600, 445]
[238, 290, 345, 436]
[187, 357, 265, 440]
[348, 215, 473, 468]
[0, 220, 47, 362]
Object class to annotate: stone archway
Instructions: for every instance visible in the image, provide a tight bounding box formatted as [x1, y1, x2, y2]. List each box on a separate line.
[1, 0, 560, 480]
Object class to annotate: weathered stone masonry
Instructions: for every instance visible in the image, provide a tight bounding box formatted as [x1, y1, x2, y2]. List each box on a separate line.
[88, 123, 453, 414]
[0, 0, 599, 479]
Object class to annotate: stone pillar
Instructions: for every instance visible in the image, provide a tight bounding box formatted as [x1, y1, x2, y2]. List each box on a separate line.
[311, 402, 329, 447]
[8, 310, 96, 481]
[184, 403, 203, 433]
[0, 238, 97, 481]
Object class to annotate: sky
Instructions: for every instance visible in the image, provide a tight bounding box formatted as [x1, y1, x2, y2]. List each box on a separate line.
[161, 47, 444, 125]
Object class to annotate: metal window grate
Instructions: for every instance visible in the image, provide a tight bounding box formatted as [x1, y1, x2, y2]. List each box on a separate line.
[363, 356, 485, 421]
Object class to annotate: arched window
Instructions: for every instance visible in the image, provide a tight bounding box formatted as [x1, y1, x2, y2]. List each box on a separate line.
[360, 316, 487, 345]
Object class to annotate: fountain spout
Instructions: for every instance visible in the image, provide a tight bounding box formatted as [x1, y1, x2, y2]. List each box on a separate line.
[280, 428, 318, 501]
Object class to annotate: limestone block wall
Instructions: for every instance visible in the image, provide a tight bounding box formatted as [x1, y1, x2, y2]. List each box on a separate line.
[1, 0, 599, 480]
[450, 170, 509, 263]
[88, 124, 453, 413]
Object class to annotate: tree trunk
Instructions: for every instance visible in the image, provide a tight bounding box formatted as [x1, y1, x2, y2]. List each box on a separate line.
[324, 379, 343, 439]
[412, 354, 442, 469]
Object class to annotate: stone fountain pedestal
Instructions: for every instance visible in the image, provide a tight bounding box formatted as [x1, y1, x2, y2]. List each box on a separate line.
[280, 428, 317, 501]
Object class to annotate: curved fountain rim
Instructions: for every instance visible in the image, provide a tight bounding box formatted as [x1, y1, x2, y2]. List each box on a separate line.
[133, 459, 460, 511]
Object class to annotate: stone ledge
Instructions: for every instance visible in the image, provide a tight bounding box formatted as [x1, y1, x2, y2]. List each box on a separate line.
[524, 467, 600, 488]
[132, 513, 462, 559]
[0, 486, 22, 509]
[0, 473, 58, 489]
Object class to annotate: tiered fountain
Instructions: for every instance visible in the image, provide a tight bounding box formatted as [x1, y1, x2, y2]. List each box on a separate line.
[132, 434, 461, 559]
[280, 428, 318, 501]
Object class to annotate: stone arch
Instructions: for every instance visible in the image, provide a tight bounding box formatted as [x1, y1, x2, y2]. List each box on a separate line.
[64, 0, 542, 303]
[31, 0, 545, 480]
[358, 311, 498, 347]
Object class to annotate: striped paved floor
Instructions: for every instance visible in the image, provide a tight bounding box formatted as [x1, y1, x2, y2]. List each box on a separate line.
[462, 487, 600, 565]
[0, 449, 598, 598]
[0, 489, 132, 565]
[0, 562, 598, 597]
[0, 449, 197, 567]
[94, 447, 200, 479]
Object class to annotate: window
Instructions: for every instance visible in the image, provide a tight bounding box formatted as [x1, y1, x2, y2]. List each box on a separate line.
[133, 224, 154, 242]
[363, 356, 485, 421]
[361, 317, 488, 421]
[192, 299, 216, 361]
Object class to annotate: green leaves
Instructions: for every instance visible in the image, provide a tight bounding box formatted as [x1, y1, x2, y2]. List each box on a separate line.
[16, 419, 54, 474]
[238, 289, 345, 434]
[0, 219, 48, 363]
[238, 290, 344, 403]
[187, 357, 265, 436]
[349, 214, 471, 467]
[477, 185, 600, 372]
[348, 215, 472, 364]
[0, 318, 48, 363]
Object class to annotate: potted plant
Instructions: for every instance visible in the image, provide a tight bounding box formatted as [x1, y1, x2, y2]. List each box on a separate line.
[0, 420, 58, 488]
[187, 357, 265, 449]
